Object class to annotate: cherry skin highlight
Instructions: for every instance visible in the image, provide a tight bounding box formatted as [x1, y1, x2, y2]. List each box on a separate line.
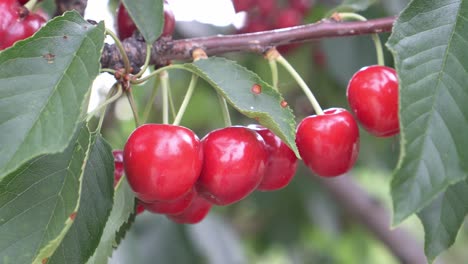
[123, 124, 203, 202]
[296, 108, 359, 177]
[247, 124, 298, 191]
[347, 65, 399, 137]
[197, 126, 268, 205]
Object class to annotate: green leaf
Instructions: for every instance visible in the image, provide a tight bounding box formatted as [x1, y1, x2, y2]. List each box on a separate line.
[328, 0, 378, 14]
[387, 0, 468, 224]
[122, 0, 164, 43]
[0, 11, 105, 179]
[0, 124, 91, 264]
[87, 179, 136, 264]
[48, 135, 115, 264]
[417, 180, 468, 262]
[184, 57, 298, 157]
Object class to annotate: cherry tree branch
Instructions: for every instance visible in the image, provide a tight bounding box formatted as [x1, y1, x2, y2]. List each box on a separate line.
[55, 0, 88, 16]
[100, 16, 396, 71]
[318, 176, 427, 264]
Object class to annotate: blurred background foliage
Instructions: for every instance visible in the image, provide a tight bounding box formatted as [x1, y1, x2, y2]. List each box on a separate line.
[89, 0, 468, 263]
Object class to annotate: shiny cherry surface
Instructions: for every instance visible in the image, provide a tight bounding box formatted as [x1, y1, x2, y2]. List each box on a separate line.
[116, 3, 136, 40]
[123, 124, 203, 202]
[347, 65, 399, 137]
[248, 124, 298, 191]
[197, 126, 267, 205]
[141, 188, 195, 215]
[166, 194, 212, 224]
[296, 108, 359, 177]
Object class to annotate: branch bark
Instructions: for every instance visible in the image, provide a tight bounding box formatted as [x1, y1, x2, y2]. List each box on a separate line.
[55, 0, 88, 17]
[100, 16, 396, 71]
[318, 176, 427, 264]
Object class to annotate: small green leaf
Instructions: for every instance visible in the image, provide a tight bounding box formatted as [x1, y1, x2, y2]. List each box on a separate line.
[0, 11, 106, 179]
[47, 135, 114, 264]
[185, 57, 298, 156]
[417, 180, 468, 262]
[0, 124, 91, 264]
[86, 179, 136, 264]
[122, 0, 164, 43]
[387, 0, 468, 224]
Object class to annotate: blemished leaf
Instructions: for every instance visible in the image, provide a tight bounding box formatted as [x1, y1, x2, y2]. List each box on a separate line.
[0, 11, 105, 179]
[87, 180, 136, 264]
[48, 135, 115, 264]
[121, 0, 164, 43]
[185, 57, 298, 157]
[387, 0, 468, 224]
[0, 124, 91, 264]
[417, 180, 468, 262]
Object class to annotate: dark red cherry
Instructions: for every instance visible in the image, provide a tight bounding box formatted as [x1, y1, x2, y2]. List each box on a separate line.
[232, 0, 253, 13]
[296, 108, 359, 177]
[347, 65, 399, 137]
[112, 150, 124, 186]
[161, 1, 175, 37]
[197, 126, 268, 205]
[247, 125, 298, 191]
[166, 194, 212, 224]
[123, 124, 203, 202]
[116, 3, 136, 40]
[141, 188, 195, 215]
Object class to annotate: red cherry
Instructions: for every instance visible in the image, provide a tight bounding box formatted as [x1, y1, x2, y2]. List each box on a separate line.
[112, 150, 124, 186]
[239, 17, 271, 33]
[197, 126, 267, 205]
[141, 188, 195, 215]
[123, 124, 203, 202]
[247, 124, 298, 191]
[289, 0, 311, 15]
[116, 3, 136, 40]
[257, 0, 277, 16]
[161, 2, 175, 37]
[275, 8, 303, 54]
[232, 0, 253, 13]
[296, 108, 359, 177]
[347, 65, 399, 137]
[166, 194, 212, 224]
[136, 202, 145, 215]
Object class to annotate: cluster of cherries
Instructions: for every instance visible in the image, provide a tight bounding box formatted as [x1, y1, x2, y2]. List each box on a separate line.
[0, 0, 46, 50]
[233, 0, 312, 53]
[116, 0, 175, 41]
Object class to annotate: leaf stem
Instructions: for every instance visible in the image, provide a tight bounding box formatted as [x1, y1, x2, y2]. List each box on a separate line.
[173, 74, 198, 126]
[276, 55, 323, 115]
[126, 88, 140, 127]
[217, 93, 232, 127]
[106, 28, 132, 73]
[337, 12, 385, 66]
[160, 71, 170, 124]
[142, 78, 160, 123]
[134, 44, 152, 78]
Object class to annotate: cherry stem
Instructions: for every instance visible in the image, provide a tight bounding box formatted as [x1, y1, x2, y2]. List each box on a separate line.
[141, 78, 160, 123]
[86, 83, 122, 123]
[25, 0, 38, 10]
[173, 74, 198, 126]
[126, 88, 140, 127]
[167, 85, 177, 120]
[160, 71, 170, 124]
[217, 93, 232, 127]
[106, 29, 132, 73]
[268, 59, 279, 91]
[101, 68, 116, 74]
[276, 55, 324, 115]
[134, 44, 152, 78]
[337, 12, 385, 66]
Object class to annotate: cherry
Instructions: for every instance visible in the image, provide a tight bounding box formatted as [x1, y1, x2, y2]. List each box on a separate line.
[112, 150, 124, 186]
[247, 124, 298, 191]
[123, 124, 203, 202]
[136, 202, 145, 215]
[141, 188, 195, 215]
[275, 8, 303, 53]
[240, 17, 271, 34]
[347, 65, 399, 137]
[116, 3, 136, 40]
[257, 0, 277, 16]
[289, 0, 311, 15]
[296, 108, 359, 177]
[166, 194, 212, 224]
[197, 126, 268, 205]
[0, 0, 46, 50]
[232, 0, 253, 13]
[161, 1, 175, 37]
[17, 0, 42, 5]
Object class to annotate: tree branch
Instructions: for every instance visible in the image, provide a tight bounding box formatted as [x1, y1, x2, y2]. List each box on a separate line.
[318, 176, 427, 264]
[55, 0, 88, 16]
[100, 16, 396, 71]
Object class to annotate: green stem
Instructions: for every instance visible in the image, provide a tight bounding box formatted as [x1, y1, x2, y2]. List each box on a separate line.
[134, 44, 152, 78]
[25, 0, 38, 10]
[101, 68, 116, 74]
[106, 29, 132, 73]
[217, 93, 232, 127]
[338, 12, 385, 66]
[268, 58, 279, 91]
[142, 78, 160, 123]
[173, 74, 198, 126]
[131, 64, 187, 84]
[86, 83, 122, 122]
[276, 55, 324, 115]
[126, 89, 141, 127]
[160, 71, 170, 124]
[167, 84, 177, 120]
